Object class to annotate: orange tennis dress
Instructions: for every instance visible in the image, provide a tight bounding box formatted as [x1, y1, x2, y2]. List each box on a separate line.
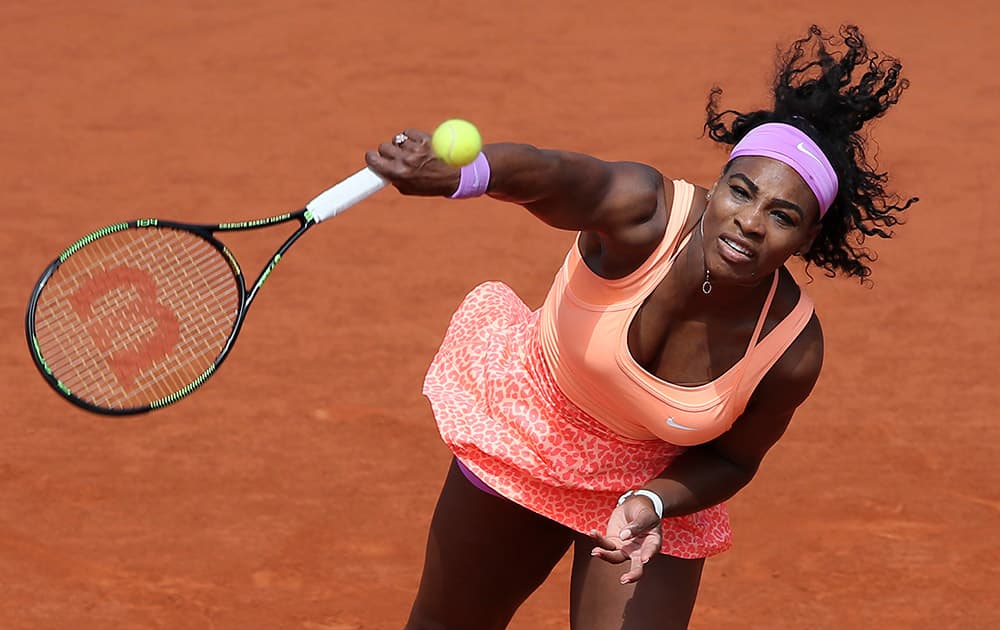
[422, 179, 815, 558]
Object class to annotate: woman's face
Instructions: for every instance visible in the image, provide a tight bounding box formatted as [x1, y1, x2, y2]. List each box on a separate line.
[702, 156, 823, 287]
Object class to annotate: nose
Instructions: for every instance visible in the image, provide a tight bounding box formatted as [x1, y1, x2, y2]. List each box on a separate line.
[734, 206, 766, 239]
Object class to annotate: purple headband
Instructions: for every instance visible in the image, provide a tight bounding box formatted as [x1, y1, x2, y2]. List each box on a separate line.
[729, 122, 838, 217]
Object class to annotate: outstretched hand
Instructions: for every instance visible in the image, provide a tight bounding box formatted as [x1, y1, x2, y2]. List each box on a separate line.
[365, 129, 460, 197]
[588, 496, 663, 584]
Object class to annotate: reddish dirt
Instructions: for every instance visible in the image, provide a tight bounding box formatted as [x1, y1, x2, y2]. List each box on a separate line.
[2, 2, 996, 629]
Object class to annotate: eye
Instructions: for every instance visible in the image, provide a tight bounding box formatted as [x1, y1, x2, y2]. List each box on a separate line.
[730, 185, 750, 200]
[772, 211, 795, 226]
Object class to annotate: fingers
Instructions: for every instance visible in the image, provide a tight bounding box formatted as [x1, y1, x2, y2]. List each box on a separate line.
[619, 552, 647, 584]
[587, 529, 617, 551]
[617, 520, 647, 542]
[588, 522, 664, 585]
[379, 139, 406, 158]
[587, 530, 626, 563]
[619, 503, 661, 541]
[401, 128, 431, 145]
[639, 535, 661, 565]
[365, 137, 419, 181]
[365, 148, 399, 181]
[385, 129, 430, 156]
[591, 547, 629, 564]
[588, 537, 651, 584]
[619, 520, 647, 542]
[620, 535, 663, 584]
[366, 127, 462, 197]
[366, 129, 434, 180]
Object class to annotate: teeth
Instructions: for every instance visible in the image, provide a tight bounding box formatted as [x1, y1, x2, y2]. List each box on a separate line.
[722, 237, 751, 256]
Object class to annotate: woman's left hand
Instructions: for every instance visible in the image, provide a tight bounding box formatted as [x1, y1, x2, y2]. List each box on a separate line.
[588, 496, 663, 584]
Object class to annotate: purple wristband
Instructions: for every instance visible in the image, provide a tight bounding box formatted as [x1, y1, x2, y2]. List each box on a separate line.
[450, 152, 491, 199]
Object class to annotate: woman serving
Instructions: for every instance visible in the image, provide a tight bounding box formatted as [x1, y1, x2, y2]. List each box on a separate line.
[366, 24, 917, 630]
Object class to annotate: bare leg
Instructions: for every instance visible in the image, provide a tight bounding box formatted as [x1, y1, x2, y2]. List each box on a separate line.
[405, 459, 574, 630]
[568, 533, 704, 630]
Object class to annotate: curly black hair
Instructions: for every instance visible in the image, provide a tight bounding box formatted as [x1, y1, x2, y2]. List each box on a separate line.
[704, 24, 918, 281]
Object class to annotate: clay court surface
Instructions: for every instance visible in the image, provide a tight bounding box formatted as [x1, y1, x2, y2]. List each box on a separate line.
[1, 1, 997, 628]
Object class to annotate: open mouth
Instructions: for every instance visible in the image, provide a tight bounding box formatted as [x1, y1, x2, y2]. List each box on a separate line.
[719, 236, 754, 260]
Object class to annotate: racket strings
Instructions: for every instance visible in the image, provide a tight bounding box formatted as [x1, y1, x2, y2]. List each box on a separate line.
[32, 227, 240, 410]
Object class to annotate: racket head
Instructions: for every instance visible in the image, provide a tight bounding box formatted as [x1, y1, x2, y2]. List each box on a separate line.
[26, 220, 245, 415]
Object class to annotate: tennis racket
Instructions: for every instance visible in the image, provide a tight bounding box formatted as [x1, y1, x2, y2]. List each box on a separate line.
[25, 167, 386, 415]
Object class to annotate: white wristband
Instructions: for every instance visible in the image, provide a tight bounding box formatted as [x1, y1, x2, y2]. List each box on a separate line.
[617, 489, 664, 520]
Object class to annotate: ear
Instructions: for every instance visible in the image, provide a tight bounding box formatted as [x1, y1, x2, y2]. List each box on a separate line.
[706, 181, 720, 202]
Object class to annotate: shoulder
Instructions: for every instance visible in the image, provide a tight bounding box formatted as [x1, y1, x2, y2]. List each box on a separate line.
[595, 162, 667, 229]
[600, 169, 708, 231]
[583, 171, 707, 277]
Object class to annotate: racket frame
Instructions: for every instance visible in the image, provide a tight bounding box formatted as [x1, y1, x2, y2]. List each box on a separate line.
[25, 208, 322, 415]
[26, 167, 385, 415]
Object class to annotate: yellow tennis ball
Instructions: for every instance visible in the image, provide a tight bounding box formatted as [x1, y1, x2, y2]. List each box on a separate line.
[431, 119, 482, 167]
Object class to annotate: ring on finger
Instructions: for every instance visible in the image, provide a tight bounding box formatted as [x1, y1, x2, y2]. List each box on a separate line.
[393, 132, 409, 147]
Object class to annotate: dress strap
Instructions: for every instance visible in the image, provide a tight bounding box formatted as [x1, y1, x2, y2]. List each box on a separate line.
[729, 279, 816, 415]
[745, 271, 780, 352]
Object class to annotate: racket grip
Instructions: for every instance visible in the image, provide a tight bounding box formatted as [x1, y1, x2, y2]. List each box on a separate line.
[306, 167, 387, 222]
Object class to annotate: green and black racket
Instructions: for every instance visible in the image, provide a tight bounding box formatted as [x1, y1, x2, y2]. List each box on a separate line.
[25, 167, 386, 415]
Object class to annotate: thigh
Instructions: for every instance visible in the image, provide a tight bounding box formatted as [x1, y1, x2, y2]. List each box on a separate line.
[568, 534, 705, 630]
[406, 459, 574, 630]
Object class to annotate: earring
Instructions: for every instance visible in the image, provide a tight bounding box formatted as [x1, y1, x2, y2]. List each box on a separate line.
[699, 215, 712, 295]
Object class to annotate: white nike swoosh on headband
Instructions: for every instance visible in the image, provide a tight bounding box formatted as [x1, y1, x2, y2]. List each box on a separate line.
[665, 417, 698, 431]
[796, 142, 823, 165]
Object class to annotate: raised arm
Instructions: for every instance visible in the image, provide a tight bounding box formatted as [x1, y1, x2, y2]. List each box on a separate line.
[478, 142, 661, 233]
[365, 130, 669, 260]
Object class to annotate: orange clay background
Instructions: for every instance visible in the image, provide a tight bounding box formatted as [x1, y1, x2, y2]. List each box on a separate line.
[1, 2, 997, 628]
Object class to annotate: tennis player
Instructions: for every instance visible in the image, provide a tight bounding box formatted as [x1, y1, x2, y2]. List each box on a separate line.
[366, 25, 916, 630]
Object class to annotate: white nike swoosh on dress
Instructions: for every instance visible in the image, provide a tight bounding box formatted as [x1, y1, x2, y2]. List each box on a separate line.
[665, 417, 698, 431]
[796, 142, 823, 164]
